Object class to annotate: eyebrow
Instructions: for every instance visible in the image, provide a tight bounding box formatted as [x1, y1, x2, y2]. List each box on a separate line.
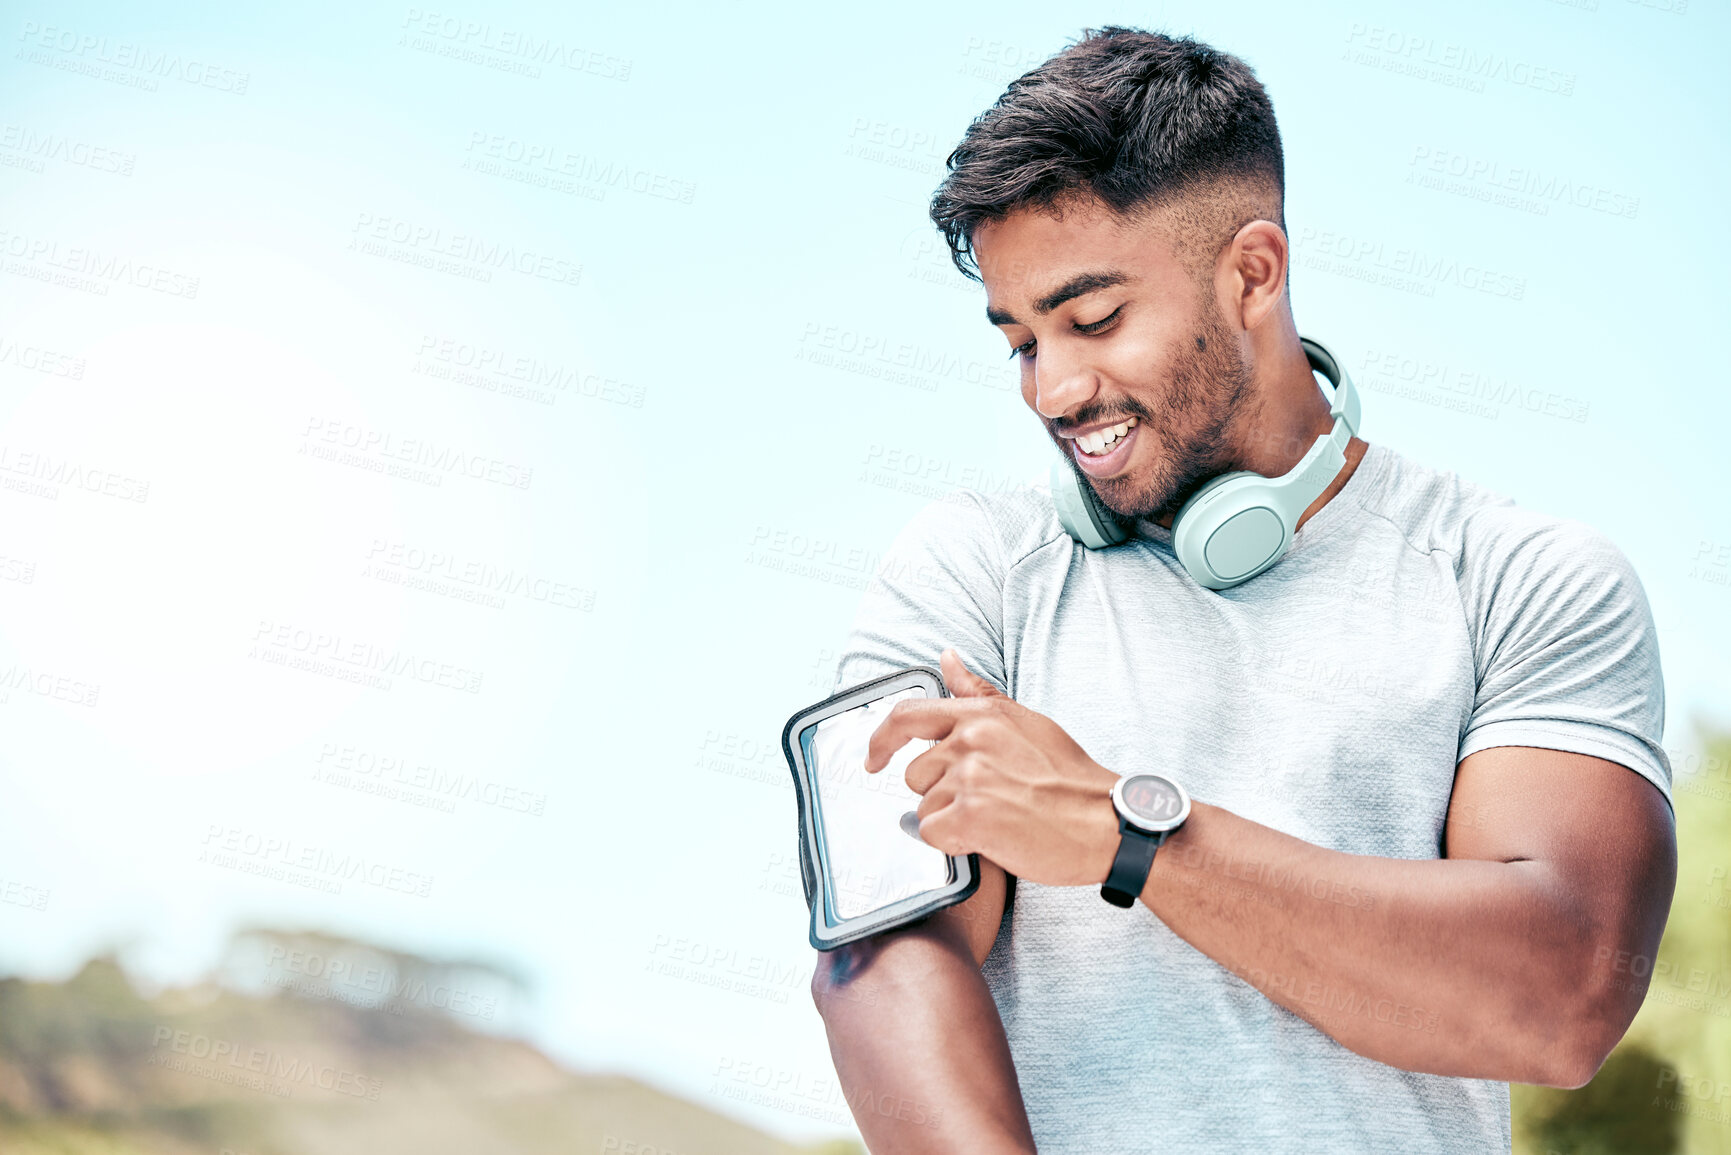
[985, 270, 1132, 326]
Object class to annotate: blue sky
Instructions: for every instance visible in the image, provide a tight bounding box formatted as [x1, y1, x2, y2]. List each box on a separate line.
[1, 0, 1726, 1143]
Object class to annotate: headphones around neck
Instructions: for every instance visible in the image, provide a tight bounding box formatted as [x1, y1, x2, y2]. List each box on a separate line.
[1050, 335, 1361, 590]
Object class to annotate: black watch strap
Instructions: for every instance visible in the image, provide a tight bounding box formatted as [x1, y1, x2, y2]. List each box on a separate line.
[1101, 821, 1165, 908]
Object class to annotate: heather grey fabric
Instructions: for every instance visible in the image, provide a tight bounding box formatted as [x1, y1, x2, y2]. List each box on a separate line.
[832, 441, 1670, 1154]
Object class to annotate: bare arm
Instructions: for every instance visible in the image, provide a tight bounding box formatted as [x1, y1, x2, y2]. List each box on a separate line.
[810, 859, 1035, 1154]
[1131, 747, 1677, 1087]
[868, 653, 1678, 1090]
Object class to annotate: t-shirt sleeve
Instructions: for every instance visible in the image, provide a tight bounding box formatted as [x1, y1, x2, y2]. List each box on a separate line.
[1457, 511, 1672, 813]
[832, 489, 1010, 696]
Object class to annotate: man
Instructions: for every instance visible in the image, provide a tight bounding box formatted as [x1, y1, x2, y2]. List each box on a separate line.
[808, 27, 1676, 1155]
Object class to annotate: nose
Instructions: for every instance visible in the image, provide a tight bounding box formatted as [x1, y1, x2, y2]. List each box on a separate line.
[1029, 345, 1099, 422]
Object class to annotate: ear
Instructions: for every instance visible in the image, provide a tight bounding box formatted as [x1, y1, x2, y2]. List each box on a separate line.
[1222, 219, 1289, 332]
[940, 648, 1006, 699]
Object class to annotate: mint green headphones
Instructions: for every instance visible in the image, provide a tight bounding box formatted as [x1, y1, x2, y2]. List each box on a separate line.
[1050, 336, 1361, 590]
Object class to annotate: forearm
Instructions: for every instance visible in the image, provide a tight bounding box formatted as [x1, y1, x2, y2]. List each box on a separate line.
[1139, 802, 1607, 1083]
[811, 912, 1034, 1153]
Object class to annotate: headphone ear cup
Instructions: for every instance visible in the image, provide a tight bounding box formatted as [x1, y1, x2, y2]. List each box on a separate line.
[1171, 472, 1293, 590]
[1050, 460, 1129, 549]
[1171, 471, 1246, 529]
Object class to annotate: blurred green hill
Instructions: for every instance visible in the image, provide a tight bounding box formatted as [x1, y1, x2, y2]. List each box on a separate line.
[0, 929, 861, 1155]
[1514, 729, 1731, 1155]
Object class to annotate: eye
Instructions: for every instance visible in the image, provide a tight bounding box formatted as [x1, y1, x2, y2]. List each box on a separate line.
[1009, 337, 1036, 361]
[1074, 305, 1123, 335]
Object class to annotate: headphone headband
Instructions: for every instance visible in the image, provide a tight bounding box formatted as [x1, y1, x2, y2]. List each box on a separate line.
[1269, 338, 1358, 523]
[1300, 335, 1360, 438]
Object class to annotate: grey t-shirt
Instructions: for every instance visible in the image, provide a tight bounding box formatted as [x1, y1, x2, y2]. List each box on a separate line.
[832, 441, 1670, 1154]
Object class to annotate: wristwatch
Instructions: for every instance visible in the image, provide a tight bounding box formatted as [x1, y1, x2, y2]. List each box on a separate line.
[1100, 773, 1191, 908]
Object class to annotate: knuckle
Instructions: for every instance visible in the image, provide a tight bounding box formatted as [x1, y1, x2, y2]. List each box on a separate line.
[955, 718, 993, 747]
[952, 792, 984, 825]
[928, 818, 961, 854]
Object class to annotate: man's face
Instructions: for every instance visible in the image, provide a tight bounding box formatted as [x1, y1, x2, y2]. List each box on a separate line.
[975, 197, 1253, 522]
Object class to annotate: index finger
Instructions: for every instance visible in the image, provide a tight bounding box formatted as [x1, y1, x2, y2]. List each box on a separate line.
[864, 699, 974, 773]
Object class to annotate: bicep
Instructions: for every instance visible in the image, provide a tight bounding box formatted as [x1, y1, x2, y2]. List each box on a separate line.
[935, 857, 1009, 968]
[813, 857, 1008, 1004]
[1446, 747, 1675, 949]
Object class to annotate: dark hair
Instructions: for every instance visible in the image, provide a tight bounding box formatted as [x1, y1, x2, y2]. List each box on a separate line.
[930, 27, 1285, 281]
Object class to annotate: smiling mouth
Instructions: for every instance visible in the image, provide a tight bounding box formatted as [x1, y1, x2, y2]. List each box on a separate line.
[1064, 415, 1141, 479]
[1071, 415, 1138, 456]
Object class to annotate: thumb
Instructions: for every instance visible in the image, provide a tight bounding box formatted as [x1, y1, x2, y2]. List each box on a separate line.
[940, 647, 1005, 699]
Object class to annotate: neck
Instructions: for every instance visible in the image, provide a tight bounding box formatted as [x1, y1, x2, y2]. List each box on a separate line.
[1152, 336, 1367, 530]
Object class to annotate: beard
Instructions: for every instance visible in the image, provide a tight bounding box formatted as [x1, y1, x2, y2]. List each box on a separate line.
[1048, 311, 1254, 523]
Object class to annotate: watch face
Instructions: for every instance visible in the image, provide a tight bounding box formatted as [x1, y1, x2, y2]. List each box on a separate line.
[1117, 774, 1189, 832]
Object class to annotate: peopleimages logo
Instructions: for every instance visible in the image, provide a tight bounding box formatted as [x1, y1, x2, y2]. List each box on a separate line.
[0, 443, 149, 502]
[264, 944, 501, 1020]
[348, 212, 581, 288]
[148, 1027, 382, 1099]
[15, 21, 251, 94]
[0, 124, 136, 176]
[1408, 145, 1640, 220]
[1357, 348, 1589, 424]
[199, 823, 436, 898]
[795, 321, 1018, 393]
[398, 8, 632, 81]
[1342, 23, 1576, 96]
[313, 740, 548, 816]
[363, 538, 595, 612]
[249, 618, 485, 695]
[1290, 227, 1526, 301]
[463, 131, 695, 204]
[413, 334, 646, 409]
[0, 877, 51, 911]
[0, 227, 199, 298]
[0, 662, 100, 706]
[300, 417, 533, 490]
[0, 332, 86, 377]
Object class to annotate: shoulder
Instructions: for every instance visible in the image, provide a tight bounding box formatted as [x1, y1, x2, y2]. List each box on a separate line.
[1459, 507, 1642, 602]
[1350, 444, 1517, 560]
[885, 475, 1069, 575]
[1355, 445, 1642, 593]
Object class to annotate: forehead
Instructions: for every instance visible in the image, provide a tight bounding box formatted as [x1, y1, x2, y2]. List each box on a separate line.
[974, 199, 1187, 315]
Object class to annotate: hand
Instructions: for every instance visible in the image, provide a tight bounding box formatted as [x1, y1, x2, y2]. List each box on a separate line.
[864, 648, 1121, 888]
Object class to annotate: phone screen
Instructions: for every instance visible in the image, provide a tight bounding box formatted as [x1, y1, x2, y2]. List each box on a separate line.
[802, 685, 953, 921]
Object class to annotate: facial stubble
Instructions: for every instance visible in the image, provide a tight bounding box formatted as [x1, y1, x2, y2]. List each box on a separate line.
[1053, 312, 1254, 523]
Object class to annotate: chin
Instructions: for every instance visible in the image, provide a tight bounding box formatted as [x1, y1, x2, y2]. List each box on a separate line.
[1088, 473, 1162, 520]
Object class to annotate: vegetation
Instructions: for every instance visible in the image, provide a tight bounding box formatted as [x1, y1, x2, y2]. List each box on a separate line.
[0, 929, 861, 1155]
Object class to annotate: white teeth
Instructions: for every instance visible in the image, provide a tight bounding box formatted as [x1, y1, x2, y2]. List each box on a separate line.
[1076, 417, 1138, 456]
[1073, 415, 1142, 450]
